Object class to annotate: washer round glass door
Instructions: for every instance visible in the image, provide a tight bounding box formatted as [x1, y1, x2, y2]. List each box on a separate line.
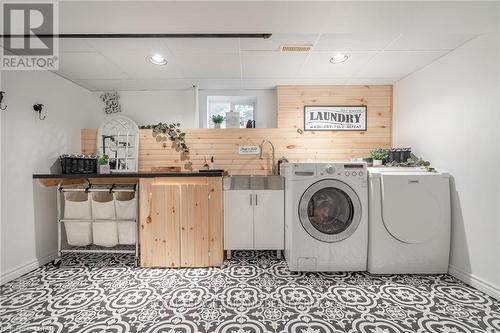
[298, 179, 362, 242]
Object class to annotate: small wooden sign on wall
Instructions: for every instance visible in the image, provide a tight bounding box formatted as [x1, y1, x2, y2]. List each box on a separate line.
[238, 145, 260, 155]
[304, 105, 367, 131]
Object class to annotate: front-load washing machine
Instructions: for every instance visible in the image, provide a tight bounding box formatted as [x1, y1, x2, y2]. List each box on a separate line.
[368, 167, 451, 274]
[282, 162, 368, 271]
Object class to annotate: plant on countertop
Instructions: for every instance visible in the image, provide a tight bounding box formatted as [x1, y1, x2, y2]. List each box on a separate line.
[370, 148, 388, 161]
[211, 114, 225, 124]
[386, 154, 436, 172]
[140, 122, 189, 153]
[97, 154, 109, 165]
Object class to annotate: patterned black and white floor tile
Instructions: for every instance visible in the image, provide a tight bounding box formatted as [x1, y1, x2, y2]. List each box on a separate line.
[1, 251, 499, 333]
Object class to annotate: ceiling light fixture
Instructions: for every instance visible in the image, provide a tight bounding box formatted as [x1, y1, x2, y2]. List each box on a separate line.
[147, 54, 167, 66]
[329, 53, 348, 64]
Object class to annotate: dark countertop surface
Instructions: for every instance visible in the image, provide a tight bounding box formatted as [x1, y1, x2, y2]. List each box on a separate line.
[33, 171, 226, 179]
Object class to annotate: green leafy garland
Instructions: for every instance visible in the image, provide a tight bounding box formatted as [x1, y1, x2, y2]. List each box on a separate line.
[140, 122, 189, 153]
[385, 154, 435, 172]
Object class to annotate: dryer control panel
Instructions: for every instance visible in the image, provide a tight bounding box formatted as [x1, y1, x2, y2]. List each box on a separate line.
[343, 164, 366, 178]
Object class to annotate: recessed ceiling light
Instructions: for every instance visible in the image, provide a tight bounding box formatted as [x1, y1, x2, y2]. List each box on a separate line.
[329, 53, 348, 64]
[147, 54, 167, 66]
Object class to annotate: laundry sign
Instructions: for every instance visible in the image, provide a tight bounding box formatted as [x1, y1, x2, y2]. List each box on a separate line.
[304, 106, 367, 131]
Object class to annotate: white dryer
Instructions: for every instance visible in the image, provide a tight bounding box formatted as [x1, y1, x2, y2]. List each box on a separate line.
[368, 168, 451, 274]
[282, 162, 368, 272]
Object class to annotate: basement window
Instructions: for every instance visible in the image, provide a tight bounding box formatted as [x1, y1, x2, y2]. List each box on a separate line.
[207, 96, 256, 128]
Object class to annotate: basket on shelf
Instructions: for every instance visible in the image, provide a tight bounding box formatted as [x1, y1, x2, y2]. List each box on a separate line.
[60, 154, 98, 174]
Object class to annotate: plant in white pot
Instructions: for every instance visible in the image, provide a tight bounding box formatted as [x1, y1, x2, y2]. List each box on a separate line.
[211, 115, 224, 129]
[370, 149, 388, 167]
[97, 154, 110, 174]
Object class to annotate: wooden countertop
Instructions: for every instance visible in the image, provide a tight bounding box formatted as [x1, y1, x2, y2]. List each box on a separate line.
[33, 171, 226, 186]
[33, 171, 226, 179]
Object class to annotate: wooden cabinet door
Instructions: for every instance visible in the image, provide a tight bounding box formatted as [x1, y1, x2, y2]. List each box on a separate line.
[223, 190, 254, 250]
[139, 178, 180, 267]
[253, 190, 284, 250]
[140, 177, 224, 268]
[207, 177, 223, 266]
[179, 178, 224, 267]
[180, 183, 209, 267]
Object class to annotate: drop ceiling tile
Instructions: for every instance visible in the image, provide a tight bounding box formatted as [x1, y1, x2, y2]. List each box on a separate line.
[292, 78, 350, 85]
[63, 78, 98, 91]
[239, 33, 318, 51]
[387, 33, 479, 51]
[241, 51, 307, 79]
[57, 52, 128, 80]
[194, 79, 243, 90]
[241, 78, 296, 89]
[356, 50, 448, 79]
[345, 77, 397, 85]
[59, 39, 95, 53]
[298, 52, 375, 78]
[81, 78, 197, 91]
[86, 38, 169, 58]
[83, 78, 246, 91]
[99, 51, 241, 79]
[314, 33, 399, 52]
[164, 38, 240, 54]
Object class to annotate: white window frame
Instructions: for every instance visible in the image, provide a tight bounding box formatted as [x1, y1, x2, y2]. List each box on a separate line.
[206, 96, 256, 128]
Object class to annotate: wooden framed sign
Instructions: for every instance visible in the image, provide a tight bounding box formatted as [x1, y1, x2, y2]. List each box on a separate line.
[304, 105, 367, 131]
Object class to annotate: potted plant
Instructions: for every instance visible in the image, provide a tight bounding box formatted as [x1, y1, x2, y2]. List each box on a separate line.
[211, 115, 224, 128]
[370, 149, 388, 167]
[97, 154, 110, 174]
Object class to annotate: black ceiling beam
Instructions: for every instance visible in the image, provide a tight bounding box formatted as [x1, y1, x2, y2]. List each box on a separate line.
[1, 33, 272, 39]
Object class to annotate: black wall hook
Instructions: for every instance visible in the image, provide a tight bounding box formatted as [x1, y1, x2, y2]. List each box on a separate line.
[33, 104, 46, 120]
[0, 91, 7, 110]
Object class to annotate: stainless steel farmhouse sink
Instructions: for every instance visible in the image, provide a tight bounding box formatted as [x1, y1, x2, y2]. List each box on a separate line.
[223, 175, 284, 190]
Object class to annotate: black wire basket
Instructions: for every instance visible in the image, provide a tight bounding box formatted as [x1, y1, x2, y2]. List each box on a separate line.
[60, 155, 98, 174]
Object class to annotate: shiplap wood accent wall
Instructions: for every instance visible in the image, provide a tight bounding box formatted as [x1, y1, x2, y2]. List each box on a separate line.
[81, 85, 392, 175]
[277, 85, 392, 132]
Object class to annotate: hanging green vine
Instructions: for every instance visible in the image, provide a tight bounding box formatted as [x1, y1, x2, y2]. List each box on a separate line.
[140, 122, 189, 153]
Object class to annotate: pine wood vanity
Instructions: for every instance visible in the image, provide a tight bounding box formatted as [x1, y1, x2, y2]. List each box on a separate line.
[33, 172, 225, 268]
[139, 176, 223, 268]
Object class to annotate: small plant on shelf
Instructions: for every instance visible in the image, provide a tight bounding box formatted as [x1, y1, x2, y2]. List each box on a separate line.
[211, 115, 225, 128]
[97, 154, 110, 174]
[140, 123, 189, 153]
[97, 154, 109, 165]
[370, 148, 388, 166]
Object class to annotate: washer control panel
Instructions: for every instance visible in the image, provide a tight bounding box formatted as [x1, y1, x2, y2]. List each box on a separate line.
[317, 163, 366, 178]
[325, 165, 335, 174]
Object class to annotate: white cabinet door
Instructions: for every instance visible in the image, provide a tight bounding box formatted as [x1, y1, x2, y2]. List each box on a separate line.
[253, 190, 284, 250]
[224, 190, 254, 250]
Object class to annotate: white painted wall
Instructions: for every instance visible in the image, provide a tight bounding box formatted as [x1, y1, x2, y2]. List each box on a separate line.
[89, 90, 196, 128]
[0, 71, 95, 283]
[393, 33, 500, 299]
[87, 89, 277, 129]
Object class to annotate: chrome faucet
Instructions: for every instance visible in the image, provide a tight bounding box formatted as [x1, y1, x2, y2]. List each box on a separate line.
[259, 139, 276, 175]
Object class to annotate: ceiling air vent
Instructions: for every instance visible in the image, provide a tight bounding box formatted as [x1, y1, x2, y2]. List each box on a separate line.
[279, 44, 313, 53]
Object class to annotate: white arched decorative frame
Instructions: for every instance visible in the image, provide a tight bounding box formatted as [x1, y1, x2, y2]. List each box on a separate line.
[97, 116, 139, 172]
